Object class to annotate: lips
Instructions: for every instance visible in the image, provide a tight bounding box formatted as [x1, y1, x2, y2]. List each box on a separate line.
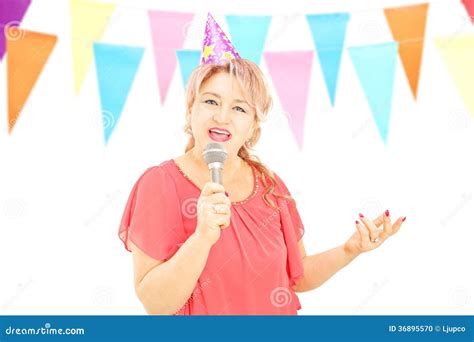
[208, 127, 232, 142]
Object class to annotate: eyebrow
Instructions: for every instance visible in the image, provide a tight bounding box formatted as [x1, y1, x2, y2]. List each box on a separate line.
[201, 92, 248, 104]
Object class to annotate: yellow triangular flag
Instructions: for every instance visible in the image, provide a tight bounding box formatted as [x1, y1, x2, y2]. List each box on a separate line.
[435, 34, 474, 117]
[71, 0, 115, 94]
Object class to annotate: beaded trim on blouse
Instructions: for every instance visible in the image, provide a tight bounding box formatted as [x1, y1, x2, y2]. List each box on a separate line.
[171, 159, 259, 206]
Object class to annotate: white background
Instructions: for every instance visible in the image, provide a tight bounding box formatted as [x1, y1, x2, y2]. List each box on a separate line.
[0, 0, 473, 315]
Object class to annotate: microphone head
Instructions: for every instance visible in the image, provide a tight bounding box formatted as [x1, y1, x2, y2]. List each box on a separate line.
[203, 142, 227, 167]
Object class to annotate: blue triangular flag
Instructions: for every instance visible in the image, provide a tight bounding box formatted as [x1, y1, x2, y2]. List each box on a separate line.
[349, 42, 398, 145]
[306, 13, 350, 106]
[225, 15, 272, 65]
[176, 50, 201, 88]
[93, 43, 144, 145]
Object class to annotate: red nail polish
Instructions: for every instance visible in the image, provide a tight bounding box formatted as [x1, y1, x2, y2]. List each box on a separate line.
[385, 210, 390, 217]
[402, 216, 406, 222]
[359, 213, 364, 218]
[355, 220, 360, 225]
[225, 191, 229, 197]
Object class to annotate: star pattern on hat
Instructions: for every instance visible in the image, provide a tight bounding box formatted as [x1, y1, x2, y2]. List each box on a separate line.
[203, 45, 215, 60]
[201, 12, 240, 65]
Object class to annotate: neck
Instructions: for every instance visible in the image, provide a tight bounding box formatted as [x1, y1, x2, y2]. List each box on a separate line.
[188, 147, 245, 182]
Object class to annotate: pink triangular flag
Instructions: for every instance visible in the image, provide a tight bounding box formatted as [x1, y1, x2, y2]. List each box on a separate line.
[462, 0, 474, 24]
[264, 51, 314, 149]
[148, 10, 194, 104]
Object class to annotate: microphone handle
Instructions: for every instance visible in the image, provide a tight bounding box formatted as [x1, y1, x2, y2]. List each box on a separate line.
[210, 167, 223, 185]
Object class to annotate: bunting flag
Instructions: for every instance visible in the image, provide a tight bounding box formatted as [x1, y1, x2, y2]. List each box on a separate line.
[349, 42, 399, 144]
[148, 10, 194, 104]
[176, 49, 201, 88]
[3, 4, 472, 144]
[384, 3, 429, 99]
[462, 0, 474, 24]
[7, 30, 57, 134]
[264, 51, 314, 149]
[70, 0, 116, 94]
[225, 15, 272, 65]
[0, 0, 31, 60]
[306, 13, 350, 106]
[93, 43, 144, 144]
[435, 34, 474, 117]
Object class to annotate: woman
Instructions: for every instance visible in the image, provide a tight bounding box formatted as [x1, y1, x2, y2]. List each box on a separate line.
[118, 57, 406, 315]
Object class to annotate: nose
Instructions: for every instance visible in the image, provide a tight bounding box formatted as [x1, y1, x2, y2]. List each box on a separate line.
[213, 106, 232, 124]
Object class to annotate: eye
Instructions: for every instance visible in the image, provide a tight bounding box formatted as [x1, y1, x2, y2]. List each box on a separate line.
[204, 99, 218, 105]
[234, 106, 246, 113]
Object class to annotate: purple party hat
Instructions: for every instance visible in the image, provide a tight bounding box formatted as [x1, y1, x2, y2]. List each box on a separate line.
[201, 12, 240, 64]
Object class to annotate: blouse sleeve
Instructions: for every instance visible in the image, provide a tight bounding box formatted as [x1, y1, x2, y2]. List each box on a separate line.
[273, 172, 305, 287]
[273, 172, 305, 241]
[118, 166, 186, 261]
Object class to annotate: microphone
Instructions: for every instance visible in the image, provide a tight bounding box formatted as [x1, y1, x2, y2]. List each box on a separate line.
[202, 142, 228, 185]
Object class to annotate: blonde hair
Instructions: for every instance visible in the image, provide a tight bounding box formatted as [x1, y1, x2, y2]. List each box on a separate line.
[183, 58, 293, 210]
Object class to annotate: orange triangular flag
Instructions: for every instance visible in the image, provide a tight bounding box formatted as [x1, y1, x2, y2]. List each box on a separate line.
[384, 3, 429, 99]
[7, 29, 57, 134]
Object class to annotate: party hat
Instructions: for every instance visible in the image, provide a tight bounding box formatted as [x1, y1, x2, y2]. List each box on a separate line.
[201, 12, 240, 64]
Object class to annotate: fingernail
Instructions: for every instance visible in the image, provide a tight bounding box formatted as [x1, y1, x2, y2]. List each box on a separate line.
[385, 209, 390, 217]
[355, 220, 360, 225]
[402, 216, 406, 222]
[225, 191, 229, 197]
[359, 213, 364, 218]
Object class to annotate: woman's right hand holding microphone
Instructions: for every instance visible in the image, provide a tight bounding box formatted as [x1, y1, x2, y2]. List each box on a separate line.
[195, 182, 231, 246]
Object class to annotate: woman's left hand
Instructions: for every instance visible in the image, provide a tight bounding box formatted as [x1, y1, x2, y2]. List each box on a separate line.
[343, 210, 406, 256]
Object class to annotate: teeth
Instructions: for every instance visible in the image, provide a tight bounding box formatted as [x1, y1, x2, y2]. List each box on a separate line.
[210, 129, 230, 136]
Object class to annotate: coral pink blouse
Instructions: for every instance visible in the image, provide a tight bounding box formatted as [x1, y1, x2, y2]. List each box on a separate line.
[118, 159, 305, 315]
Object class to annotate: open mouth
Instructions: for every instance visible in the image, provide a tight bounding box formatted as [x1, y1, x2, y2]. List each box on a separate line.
[208, 127, 232, 142]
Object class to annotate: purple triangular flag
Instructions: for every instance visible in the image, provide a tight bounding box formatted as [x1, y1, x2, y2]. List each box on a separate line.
[0, 0, 31, 60]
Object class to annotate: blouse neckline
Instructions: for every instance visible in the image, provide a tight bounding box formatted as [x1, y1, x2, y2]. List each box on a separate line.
[170, 158, 259, 206]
